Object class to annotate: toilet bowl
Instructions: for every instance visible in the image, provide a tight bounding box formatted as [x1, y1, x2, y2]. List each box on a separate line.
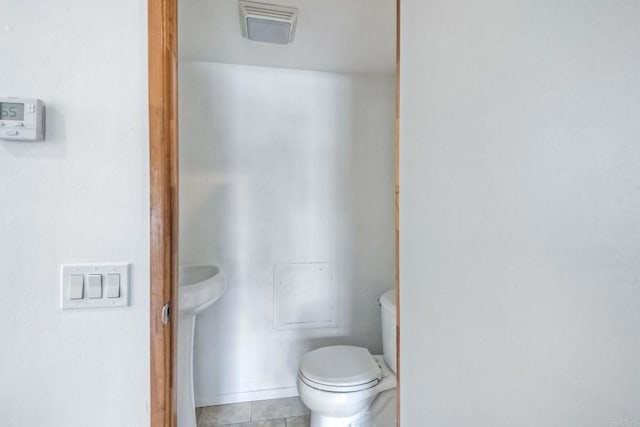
[297, 290, 397, 427]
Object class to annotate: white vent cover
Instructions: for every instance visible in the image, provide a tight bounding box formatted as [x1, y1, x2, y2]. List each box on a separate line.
[239, 1, 298, 44]
[273, 262, 337, 330]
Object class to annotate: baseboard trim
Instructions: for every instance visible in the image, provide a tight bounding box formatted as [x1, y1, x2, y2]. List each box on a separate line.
[195, 386, 299, 407]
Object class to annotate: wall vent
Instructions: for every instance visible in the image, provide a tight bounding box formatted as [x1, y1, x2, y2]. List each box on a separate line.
[273, 262, 338, 330]
[239, 1, 299, 44]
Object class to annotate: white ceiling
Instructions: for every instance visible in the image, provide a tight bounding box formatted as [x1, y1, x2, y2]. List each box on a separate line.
[178, 0, 396, 75]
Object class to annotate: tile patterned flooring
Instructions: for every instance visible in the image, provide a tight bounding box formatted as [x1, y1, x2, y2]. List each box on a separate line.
[196, 396, 310, 427]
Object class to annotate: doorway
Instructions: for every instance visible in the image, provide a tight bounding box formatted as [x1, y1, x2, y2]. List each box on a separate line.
[149, 1, 400, 425]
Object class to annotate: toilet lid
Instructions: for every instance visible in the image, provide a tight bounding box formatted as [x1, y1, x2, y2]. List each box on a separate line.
[299, 345, 381, 388]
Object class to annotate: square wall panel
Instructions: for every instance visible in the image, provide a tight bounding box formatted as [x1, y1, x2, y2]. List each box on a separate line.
[273, 262, 337, 330]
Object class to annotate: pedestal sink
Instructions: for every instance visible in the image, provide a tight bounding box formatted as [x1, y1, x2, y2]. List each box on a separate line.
[178, 264, 226, 427]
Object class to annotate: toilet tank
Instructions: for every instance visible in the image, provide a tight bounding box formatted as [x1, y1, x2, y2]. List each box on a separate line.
[379, 289, 397, 373]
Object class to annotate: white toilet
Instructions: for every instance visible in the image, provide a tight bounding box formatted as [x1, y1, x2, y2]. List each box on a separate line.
[297, 289, 397, 427]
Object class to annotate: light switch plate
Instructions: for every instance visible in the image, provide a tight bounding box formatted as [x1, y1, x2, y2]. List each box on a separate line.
[61, 264, 129, 309]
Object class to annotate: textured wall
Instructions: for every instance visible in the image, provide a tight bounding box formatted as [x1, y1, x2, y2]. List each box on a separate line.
[0, 1, 149, 426]
[400, 1, 640, 425]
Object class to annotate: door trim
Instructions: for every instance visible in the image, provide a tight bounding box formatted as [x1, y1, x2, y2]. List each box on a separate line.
[395, 1, 401, 425]
[149, 0, 179, 425]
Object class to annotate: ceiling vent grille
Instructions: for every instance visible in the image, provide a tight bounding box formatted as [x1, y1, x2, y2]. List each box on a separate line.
[239, 1, 299, 44]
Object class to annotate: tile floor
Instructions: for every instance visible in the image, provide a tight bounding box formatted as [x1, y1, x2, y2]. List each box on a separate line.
[196, 396, 310, 427]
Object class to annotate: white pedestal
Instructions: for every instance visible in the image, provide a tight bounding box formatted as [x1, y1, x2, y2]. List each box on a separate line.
[178, 313, 197, 427]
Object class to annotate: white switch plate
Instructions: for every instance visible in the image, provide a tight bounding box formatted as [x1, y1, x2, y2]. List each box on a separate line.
[61, 264, 129, 309]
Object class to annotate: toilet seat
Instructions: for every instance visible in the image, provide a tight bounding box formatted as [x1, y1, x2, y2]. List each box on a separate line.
[298, 371, 380, 393]
[298, 345, 382, 393]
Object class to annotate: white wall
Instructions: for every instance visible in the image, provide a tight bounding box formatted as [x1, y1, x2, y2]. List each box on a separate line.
[0, 1, 149, 426]
[400, 1, 640, 426]
[179, 61, 396, 405]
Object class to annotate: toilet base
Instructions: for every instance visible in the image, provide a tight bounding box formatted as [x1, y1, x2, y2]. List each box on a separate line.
[351, 389, 396, 427]
[310, 406, 369, 427]
[309, 389, 397, 427]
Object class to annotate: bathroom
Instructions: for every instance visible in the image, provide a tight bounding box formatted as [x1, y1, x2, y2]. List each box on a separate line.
[4, 1, 640, 426]
[177, 1, 398, 426]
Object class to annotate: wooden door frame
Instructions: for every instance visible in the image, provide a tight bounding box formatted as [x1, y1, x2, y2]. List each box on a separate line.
[395, 1, 401, 425]
[149, 0, 179, 425]
[147, 0, 401, 425]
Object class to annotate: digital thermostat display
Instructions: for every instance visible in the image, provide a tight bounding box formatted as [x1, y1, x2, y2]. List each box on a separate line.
[0, 98, 45, 142]
[0, 102, 25, 121]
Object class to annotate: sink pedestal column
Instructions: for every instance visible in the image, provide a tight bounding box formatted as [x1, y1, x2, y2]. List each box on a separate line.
[178, 313, 197, 427]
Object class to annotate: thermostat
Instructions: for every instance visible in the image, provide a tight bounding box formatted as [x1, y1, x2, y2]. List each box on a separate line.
[0, 98, 45, 141]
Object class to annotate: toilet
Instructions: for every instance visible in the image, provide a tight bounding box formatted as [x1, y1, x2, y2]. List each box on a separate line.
[297, 290, 397, 427]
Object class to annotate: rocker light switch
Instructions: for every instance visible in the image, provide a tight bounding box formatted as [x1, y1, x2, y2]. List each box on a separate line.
[87, 274, 102, 299]
[69, 275, 84, 299]
[105, 274, 120, 298]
